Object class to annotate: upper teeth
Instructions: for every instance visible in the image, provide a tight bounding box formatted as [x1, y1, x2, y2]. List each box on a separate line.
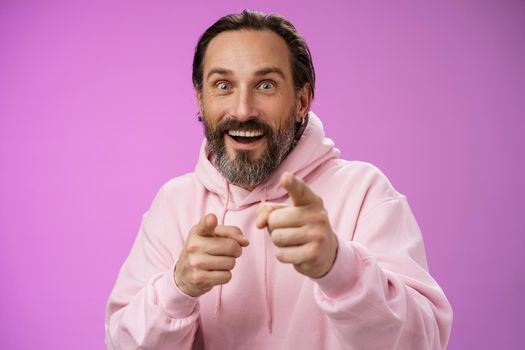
[228, 130, 264, 137]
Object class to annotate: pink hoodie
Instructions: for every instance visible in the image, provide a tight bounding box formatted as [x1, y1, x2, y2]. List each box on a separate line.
[105, 112, 452, 349]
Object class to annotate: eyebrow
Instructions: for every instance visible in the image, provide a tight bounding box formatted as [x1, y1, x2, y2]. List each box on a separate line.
[206, 68, 233, 80]
[254, 67, 285, 79]
[206, 67, 286, 80]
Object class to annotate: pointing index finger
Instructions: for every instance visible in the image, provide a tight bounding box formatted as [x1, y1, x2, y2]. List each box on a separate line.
[280, 172, 319, 207]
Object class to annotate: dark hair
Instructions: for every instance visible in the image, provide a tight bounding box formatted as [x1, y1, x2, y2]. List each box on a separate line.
[192, 9, 316, 98]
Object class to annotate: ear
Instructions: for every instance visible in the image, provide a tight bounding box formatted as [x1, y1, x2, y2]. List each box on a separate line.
[196, 89, 204, 115]
[295, 83, 312, 122]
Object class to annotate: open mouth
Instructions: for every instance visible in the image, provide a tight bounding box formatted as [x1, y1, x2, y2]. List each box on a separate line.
[227, 130, 265, 144]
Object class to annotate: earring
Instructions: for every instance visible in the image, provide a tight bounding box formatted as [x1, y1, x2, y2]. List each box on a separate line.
[300, 116, 305, 125]
[198, 115, 203, 122]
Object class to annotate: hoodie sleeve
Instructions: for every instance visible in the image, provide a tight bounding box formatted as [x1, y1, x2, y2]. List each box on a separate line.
[105, 188, 199, 350]
[313, 195, 453, 350]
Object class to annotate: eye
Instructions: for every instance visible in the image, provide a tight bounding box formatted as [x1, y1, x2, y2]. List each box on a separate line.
[258, 81, 275, 90]
[216, 81, 231, 91]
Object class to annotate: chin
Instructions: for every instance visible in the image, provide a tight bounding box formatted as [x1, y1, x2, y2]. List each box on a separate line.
[227, 148, 263, 163]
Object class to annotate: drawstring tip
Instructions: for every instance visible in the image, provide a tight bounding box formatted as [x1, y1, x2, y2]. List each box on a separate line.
[213, 285, 222, 319]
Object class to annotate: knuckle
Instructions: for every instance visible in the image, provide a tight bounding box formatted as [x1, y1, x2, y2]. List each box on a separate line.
[233, 245, 242, 258]
[307, 244, 320, 259]
[187, 255, 199, 268]
[271, 230, 282, 245]
[186, 240, 200, 254]
[191, 270, 206, 285]
[275, 249, 286, 263]
[228, 241, 241, 257]
[227, 258, 236, 270]
[220, 271, 232, 284]
[312, 210, 329, 226]
[312, 229, 326, 243]
[319, 210, 330, 224]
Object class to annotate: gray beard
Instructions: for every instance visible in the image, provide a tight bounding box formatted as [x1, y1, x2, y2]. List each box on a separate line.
[203, 114, 297, 188]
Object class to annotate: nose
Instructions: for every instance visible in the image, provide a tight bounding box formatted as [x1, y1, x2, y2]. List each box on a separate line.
[231, 86, 258, 121]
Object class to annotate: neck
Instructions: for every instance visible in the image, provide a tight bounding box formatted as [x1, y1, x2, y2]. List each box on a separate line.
[241, 184, 256, 191]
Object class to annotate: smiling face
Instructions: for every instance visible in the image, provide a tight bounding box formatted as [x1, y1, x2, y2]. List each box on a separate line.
[198, 29, 311, 189]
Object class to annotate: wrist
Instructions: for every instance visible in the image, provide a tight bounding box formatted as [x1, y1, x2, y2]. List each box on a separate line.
[318, 232, 339, 278]
[173, 264, 192, 296]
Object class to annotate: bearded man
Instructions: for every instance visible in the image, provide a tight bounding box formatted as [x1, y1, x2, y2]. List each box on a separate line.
[105, 10, 452, 350]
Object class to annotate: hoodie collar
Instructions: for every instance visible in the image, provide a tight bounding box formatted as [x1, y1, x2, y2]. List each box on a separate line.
[194, 111, 340, 207]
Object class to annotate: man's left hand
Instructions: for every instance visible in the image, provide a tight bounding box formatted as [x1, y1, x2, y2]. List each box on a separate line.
[256, 172, 338, 279]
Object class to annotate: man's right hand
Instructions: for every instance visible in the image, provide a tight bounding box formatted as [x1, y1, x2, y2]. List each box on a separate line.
[174, 213, 249, 297]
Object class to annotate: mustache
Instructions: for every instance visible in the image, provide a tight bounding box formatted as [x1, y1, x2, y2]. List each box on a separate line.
[215, 118, 273, 135]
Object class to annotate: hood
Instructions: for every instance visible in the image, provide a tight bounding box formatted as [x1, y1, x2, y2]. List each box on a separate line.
[194, 111, 341, 207]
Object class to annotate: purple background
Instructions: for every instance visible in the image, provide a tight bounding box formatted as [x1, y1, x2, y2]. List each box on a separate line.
[1, 1, 524, 349]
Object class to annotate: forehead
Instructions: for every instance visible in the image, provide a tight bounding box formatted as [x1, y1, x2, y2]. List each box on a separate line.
[203, 29, 292, 78]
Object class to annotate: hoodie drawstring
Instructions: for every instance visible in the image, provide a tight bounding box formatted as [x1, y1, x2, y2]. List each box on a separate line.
[212, 183, 273, 334]
[213, 181, 230, 319]
[262, 186, 273, 333]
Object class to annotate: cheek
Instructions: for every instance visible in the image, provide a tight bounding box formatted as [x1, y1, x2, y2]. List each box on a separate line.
[201, 101, 225, 126]
[204, 95, 234, 119]
[258, 98, 295, 125]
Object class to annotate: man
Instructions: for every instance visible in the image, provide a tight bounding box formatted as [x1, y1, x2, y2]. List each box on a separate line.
[105, 10, 452, 349]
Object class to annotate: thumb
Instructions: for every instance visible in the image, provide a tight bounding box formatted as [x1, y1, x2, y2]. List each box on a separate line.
[193, 213, 218, 237]
[281, 172, 319, 207]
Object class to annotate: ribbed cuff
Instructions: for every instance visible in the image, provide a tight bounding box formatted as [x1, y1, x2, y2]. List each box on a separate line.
[157, 265, 198, 319]
[313, 237, 361, 299]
